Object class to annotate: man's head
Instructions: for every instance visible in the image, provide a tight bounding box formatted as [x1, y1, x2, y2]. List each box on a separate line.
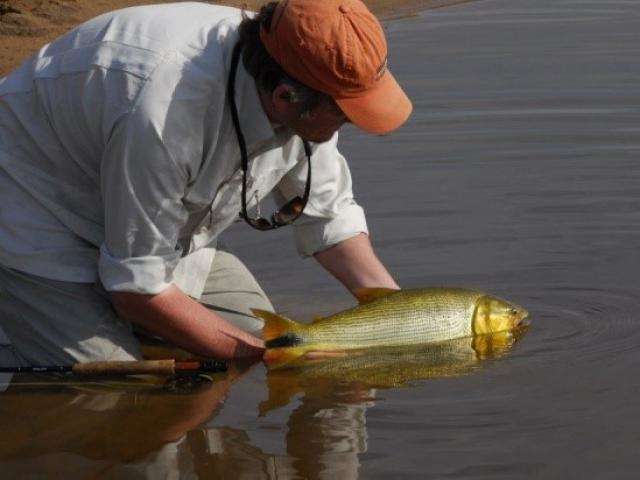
[238, 0, 412, 142]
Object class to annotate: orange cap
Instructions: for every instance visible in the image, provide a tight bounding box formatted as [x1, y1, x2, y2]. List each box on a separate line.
[259, 0, 412, 135]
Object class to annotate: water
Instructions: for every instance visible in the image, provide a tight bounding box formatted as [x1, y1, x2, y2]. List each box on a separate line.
[2, 0, 640, 477]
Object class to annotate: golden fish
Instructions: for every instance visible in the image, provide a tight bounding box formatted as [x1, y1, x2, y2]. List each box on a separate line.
[252, 287, 529, 369]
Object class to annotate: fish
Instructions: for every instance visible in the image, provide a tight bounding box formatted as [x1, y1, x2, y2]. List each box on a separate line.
[252, 287, 529, 369]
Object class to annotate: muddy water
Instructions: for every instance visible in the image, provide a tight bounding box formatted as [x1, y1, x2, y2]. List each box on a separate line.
[2, 0, 640, 477]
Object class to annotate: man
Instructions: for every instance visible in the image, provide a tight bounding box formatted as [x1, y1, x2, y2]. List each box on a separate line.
[0, 0, 412, 366]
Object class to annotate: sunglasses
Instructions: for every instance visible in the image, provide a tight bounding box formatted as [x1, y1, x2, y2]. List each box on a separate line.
[240, 140, 312, 231]
[228, 41, 312, 231]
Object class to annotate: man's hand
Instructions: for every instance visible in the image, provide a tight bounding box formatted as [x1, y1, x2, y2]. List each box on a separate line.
[110, 285, 264, 360]
[313, 232, 400, 296]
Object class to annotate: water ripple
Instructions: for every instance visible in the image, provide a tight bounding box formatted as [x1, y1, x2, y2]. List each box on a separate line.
[512, 287, 640, 365]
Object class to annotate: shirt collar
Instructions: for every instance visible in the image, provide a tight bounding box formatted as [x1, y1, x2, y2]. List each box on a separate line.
[232, 55, 289, 156]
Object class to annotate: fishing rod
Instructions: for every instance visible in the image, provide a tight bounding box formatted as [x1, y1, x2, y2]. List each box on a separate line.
[0, 359, 227, 376]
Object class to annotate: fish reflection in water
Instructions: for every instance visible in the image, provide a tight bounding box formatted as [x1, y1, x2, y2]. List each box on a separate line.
[261, 326, 529, 415]
[255, 327, 529, 479]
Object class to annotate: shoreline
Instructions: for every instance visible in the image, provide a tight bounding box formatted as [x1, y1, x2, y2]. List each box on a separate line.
[0, 0, 473, 77]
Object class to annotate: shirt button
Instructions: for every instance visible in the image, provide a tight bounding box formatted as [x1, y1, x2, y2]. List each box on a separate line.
[339, 4, 350, 13]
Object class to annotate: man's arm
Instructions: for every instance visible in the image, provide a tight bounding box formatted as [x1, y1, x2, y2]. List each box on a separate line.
[110, 285, 264, 359]
[313, 232, 400, 295]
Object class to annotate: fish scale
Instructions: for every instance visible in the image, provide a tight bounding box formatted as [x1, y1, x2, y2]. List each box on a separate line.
[304, 289, 482, 349]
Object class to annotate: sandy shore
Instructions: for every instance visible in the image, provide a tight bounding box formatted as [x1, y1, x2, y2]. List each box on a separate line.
[0, 0, 472, 77]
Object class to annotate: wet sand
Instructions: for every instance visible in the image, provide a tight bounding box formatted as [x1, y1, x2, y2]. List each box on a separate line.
[0, 0, 471, 77]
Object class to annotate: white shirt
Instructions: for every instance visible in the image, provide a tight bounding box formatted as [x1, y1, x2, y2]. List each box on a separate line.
[0, 2, 368, 298]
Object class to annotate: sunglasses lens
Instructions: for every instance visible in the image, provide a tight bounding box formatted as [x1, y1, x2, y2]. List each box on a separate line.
[250, 217, 273, 231]
[274, 197, 305, 224]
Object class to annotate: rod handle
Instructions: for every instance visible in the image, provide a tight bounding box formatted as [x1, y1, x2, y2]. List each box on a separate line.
[72, 360, 176, 376]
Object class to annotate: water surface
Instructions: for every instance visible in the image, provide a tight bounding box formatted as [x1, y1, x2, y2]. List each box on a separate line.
[3, 0, 640, 477]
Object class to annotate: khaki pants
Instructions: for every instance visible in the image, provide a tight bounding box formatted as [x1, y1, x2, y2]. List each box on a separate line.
[0, 250, 273, 367]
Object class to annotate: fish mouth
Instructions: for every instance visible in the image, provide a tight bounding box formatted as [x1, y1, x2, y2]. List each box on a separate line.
[510, 322, 530, 342]
[514, 309, 530, 328]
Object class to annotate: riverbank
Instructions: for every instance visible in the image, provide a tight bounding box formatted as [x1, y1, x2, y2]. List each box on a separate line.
[0, 0, 472, 77]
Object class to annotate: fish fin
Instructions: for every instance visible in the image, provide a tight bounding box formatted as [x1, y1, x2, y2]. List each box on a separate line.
[263, 347, 308, 369]
[301, 350, 350, 360]
[252, 309, 300, 342]
[353, 287, 399, 305]
[259, 372, 304, 416]
[253, 309, 308, 369]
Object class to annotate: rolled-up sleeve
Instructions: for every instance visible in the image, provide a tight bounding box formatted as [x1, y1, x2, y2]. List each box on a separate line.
[99, 93, 193, 294]
[275, 133, 369, 257]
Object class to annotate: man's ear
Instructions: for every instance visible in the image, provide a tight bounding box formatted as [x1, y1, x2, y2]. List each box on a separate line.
[271, 83, 299, 116]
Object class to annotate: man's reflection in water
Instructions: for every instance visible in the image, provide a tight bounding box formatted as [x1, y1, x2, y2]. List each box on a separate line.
[0, 362, 251, 478]
[282, 383, 372, 479]
[0, 330, 524, 479]
[182, 378, 372, 479]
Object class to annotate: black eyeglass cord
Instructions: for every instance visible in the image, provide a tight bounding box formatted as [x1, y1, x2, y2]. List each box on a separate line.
[226, 40, 312, 229]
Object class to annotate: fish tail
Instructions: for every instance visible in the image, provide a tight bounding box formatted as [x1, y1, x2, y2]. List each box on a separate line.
[253, 309, 303, 344]
[252, 309, 308, 368]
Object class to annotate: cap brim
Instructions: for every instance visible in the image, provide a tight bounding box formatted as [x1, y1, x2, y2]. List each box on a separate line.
[335, 70, 412, 135]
